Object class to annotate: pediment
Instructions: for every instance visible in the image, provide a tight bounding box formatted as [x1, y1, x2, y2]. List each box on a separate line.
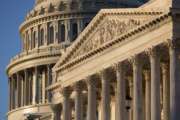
[54, 8, 165, 71]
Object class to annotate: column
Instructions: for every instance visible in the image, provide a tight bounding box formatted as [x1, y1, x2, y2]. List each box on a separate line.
[12, 77, 15, 109]
[74, 82, 83, 120]
[62, 88, 71, 120]
[86, 77, 97, 120]
[33, 67, 38, 104]
[143, 70, 151, 120]
[132, 55, 143, 120]
[169, 40, 180, 120]
[28, 72, 32, 105]
[101, 69, 110, 120]
[54, 21, 59, 44]
[78, 19, 83, 34]
[127, 76, 133, 120]
[65, 20, 71, 42]
[42, 70, 46, 103]
[149, 48, 161, 120]
[34, 27, 38, 48]
[115, 63, 126, 120]
[47, 64, 52, 85]
[21, 76, 24, 106]
[24, 69, 28, 105]
[15, 78, 18, 108]
[52, 104, 62, 120]
[161, 63, 170, 120]
[9, 78, 11, 110]
[44, 23, 48, 45]
[16, 73, 21, 107]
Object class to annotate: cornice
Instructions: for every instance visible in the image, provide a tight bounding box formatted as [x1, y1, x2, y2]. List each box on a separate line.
[6, 46, 62, 75]
[53, 8, 166, 73]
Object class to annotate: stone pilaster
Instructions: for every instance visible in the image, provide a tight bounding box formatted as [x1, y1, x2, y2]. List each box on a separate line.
[115, 63, 126, 120]
[54, 21, 59, 44]
[143, 70, 151, 120]
[149, 48, 161, 120]
[86, 77, 97, 120]
[101, 69, 111, 120]
[44, 23, 48, 45]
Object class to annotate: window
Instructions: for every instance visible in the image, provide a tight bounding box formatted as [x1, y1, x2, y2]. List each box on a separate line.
[32, 31, 36, 48]
[39, 29, 44, 46]
[59, 24, 65, 42]
[48, 26, 54, 44]
[72, 23, 78, 41]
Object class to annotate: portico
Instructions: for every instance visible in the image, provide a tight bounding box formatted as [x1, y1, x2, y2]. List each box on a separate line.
[47, 7, 180, 120]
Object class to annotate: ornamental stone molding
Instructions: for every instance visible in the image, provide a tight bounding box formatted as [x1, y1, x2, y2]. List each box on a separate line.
[53, 8, 166, 72]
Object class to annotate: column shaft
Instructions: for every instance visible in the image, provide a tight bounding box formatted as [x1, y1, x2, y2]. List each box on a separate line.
[33, 67, 38, 104]
[133, 56, 143, 120]
[143, 70, 151, 120]
[75, 83, 83, 120]
[24, 70, 27, 105]
[101, 69, 111, 120]
[62, 88, 71, 120]
[9, 79, 11, 110]
[42, 70, 46, 103]
[169, 42, 180, 120]
[87, 77, 97, 120]
[17, 73, 21, 107]
[116, 63, 126, 120]
[150, 48, 161, 120]
[161, 63, 170, 120]
[21, 77, 24, 106]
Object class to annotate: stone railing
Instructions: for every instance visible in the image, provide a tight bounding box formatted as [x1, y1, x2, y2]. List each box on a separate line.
[6, 45, 63, 74]
[10, 46, 62, 63]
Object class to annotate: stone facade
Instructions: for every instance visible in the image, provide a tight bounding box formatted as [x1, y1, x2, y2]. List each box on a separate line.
[48, 0, 180, 120]
[6, 0, 142, 120]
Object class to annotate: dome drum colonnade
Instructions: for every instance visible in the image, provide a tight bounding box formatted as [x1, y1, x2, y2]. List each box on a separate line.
[7, 12, 93, 113]
[49, 39, 180, 120]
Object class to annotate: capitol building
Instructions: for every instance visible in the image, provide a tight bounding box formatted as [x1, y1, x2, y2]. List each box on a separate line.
[6, 0, 180, 120]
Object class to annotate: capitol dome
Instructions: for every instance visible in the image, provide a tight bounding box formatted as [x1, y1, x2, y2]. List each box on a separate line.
[6, 0, 145, 119]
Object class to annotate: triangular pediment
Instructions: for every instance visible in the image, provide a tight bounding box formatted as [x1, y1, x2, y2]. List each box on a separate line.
[54, 8, 165, 71]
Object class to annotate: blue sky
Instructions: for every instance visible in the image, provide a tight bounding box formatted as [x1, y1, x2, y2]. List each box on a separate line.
[0, 0, 34, 119]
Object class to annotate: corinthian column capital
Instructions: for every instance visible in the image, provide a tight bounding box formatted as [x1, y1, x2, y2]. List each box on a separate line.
[165, 39, 180, 50]
[145, 47, 160, 58]
[143, 70, 150, 81]
[61, 87, 71, 98]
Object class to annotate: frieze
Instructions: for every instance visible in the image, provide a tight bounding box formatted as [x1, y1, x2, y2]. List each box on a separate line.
[71, 18, 142, 59]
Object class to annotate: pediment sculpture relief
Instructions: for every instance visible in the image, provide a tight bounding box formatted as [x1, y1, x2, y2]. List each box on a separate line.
[71, 19, 142, 59]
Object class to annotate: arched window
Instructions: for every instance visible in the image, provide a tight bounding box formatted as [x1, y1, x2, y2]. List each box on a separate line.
[48, 26, 54, 44]
[32, 31, 36, 49]
[58, 24, 65, 43]
[39, 29, 44, 46]
[72, 23, 78, 41]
